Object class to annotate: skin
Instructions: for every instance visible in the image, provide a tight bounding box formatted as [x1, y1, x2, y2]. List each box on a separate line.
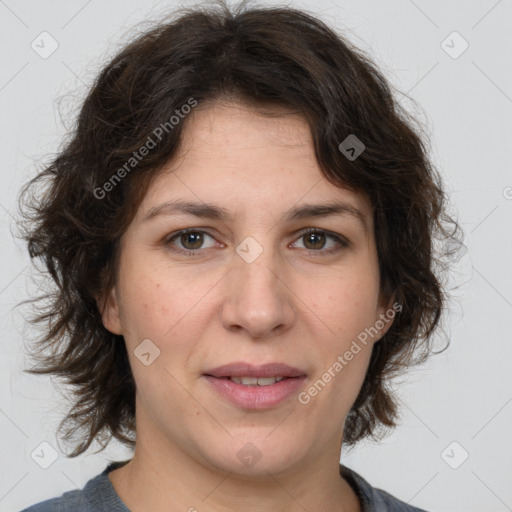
[100, 100, 395, 512]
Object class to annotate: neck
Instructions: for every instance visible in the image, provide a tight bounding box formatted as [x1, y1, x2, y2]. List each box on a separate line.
[108, 434, 360, 512]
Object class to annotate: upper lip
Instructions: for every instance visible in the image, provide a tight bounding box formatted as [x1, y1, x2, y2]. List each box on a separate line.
[204, 362, 307, 378]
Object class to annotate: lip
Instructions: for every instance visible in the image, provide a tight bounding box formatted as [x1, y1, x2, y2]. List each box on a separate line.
[203, 362, 307, 379]
[202, 362, 308, 410]
[203, 375, 307, 410]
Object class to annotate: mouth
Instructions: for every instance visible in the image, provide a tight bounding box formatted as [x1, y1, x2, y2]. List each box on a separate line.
[207, 375, 291, 386]
[202, 362, 307, 409]
[204, 361, 307, 380]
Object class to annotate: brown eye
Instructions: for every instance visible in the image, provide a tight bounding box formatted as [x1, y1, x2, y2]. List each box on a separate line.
[302, 231, 327, 250]
[291, 228, 349, 255]
[179, 231, 204, 250]
[165, 229, 218, 255]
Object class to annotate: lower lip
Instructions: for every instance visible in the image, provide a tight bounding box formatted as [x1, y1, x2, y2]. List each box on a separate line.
[203, 376, 307, 410]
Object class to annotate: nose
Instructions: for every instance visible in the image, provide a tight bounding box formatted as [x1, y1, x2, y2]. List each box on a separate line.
[221, 243, 296, 339]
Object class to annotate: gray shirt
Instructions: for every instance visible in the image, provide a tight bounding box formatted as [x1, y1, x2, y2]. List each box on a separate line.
[21, 461, 428, 511]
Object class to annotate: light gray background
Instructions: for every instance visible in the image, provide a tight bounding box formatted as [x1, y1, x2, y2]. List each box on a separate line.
[1, 1, 511, 511]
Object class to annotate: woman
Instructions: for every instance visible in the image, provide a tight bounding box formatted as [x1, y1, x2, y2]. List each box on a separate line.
[18, 1, 461, 510]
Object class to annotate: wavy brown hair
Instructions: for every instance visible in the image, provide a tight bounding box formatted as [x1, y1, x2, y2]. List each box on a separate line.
[16, 0, 462, 457]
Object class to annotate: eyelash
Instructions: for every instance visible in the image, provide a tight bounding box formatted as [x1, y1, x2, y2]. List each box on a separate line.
[163, 227, 349, 257]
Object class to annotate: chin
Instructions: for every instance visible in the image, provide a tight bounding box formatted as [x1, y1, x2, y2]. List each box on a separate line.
[201, 434, 304, 477]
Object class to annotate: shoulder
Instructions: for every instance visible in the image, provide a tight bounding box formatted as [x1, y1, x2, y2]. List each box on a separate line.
[340, 464, 429, 512]
[21, 489, 90, 512]
[20, 461, 130, 512]
[369, 488, 428, 512]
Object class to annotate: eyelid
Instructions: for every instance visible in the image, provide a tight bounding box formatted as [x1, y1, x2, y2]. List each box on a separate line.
[164, 228, 221, 253]
[294, 227, 350, 248]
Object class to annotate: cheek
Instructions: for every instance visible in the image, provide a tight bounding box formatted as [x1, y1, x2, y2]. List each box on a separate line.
[119, 277, 201, 407]
[297, 262, 380, 394]
[118, 262, 199, 340]
[302, 267, 380, 338]
[118, 269, 213, 377]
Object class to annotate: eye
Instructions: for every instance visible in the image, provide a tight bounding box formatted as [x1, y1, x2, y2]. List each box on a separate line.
[164, 229, 220, 255]
[163, 227, 349, 257]
[291, 228, 349, 255]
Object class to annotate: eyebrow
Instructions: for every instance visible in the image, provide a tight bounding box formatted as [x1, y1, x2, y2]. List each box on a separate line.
[142, 199, 368, 233]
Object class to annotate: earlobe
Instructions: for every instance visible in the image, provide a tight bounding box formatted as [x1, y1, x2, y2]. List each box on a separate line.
[98, 286, 123, 335]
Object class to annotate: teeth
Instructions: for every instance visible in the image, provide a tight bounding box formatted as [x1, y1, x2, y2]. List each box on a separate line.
[229, 376, 286, 386]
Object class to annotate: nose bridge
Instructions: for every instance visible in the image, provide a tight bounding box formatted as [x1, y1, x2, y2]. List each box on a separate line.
[221, 235, 294, 338]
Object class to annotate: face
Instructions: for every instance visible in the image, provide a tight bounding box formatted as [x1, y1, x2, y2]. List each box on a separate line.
[100, 101, 394, 476]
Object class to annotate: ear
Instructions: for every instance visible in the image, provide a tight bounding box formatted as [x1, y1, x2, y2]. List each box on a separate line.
[97, 286, 123, 335]
[375, 294, 399, 341]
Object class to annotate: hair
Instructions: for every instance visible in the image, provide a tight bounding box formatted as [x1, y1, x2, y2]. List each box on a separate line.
[16, 0, 462, 457]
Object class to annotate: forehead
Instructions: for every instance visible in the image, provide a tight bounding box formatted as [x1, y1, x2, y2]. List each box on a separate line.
[136, 101, 373, 227]
[177, 100, 315, 159]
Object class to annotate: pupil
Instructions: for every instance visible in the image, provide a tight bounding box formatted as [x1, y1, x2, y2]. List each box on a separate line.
[305, 232, 324, 249]
[182, 232, 203, 249]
